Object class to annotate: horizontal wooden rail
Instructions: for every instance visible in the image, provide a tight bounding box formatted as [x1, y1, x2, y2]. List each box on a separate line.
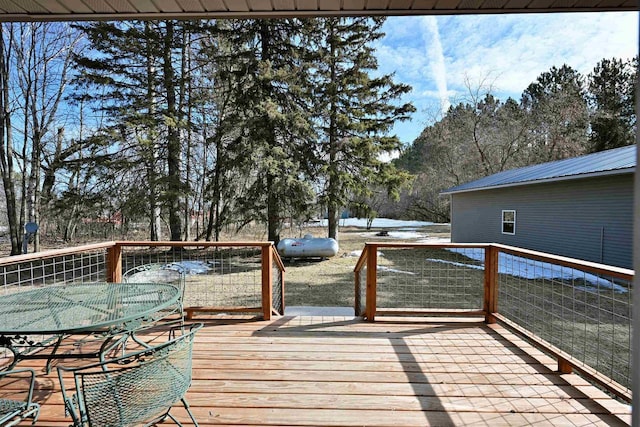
[492, 243, 634, 281]
[114, 240, 274, 248]
[0, 242, 116, 267]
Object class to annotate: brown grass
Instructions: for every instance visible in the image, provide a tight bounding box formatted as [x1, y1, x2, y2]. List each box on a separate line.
[277, 223, 451, 307]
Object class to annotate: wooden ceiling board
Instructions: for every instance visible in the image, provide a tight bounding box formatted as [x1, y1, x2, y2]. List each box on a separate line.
[479, 0, 509, 8]
[411, 0, 438, 8]
[434, 0, 459, 8]
[389, 0, 415, 7]
[129, 0, 158, 12]
[596, 0, 626, 6]
[224, 0, 250, 11]
[34, 0, 70, 13]
[0, 0, 29, 13]
[105, 0, 138, 12]
[273, 0, 297, 9]
[296, 0, 319, 9]
[58, 0, 93, 13]
[0, 0, 635, 20]
[82, 0, 116, 13]
[366, 0, 390, 8]
[502, 0, 532, 8]
[343, 0, 367, 9]
[318, 0, 341, 9]
[9, 0, 47, 12]
[566, 0, 599, 6]
[526, 0, 555, 7]
[549, 0, 578, 8]
[153, 0, 183, 12]
[201, 0, 229, 10]
[179, 0, 206, 11]
[456, 0, 482, 8]
[247, 0, 273, 10]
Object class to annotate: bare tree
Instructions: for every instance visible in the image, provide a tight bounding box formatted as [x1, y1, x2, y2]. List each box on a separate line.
[0, 23, 81, 254]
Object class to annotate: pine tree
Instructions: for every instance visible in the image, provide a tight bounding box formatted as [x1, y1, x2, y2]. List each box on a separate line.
[521, 64, 589, 162]
[222, 19, 317, 244]
[587, 56, 637, 152]
[72, 20, 192, 241]
[308, 17, 414, 239]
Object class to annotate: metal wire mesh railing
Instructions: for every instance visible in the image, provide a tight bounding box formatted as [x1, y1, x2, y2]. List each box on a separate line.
[0, 244, 111, 293]
[272, 266, 284, 315]
[495, 247, 633, 394]
[120, 245, 264, 312]
[376, 246, 485, 310]
[354, 244, 487, 317]
[114, 242, 285, 318]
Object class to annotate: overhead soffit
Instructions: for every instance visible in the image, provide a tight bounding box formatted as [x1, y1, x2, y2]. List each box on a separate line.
[0, 0, 636, 22]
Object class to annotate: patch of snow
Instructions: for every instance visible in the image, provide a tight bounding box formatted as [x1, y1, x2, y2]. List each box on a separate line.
[385, 231, 423, 239]
[347, 249, 384, 258]
[442, 248, 628, 294]
[377, 265, 416, 275]
[166, 260, 212, 275]
[310, 218, 441, 228]
[416, 236, 451, 244]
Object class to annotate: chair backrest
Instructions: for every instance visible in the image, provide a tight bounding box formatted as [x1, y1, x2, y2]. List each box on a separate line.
[59, 323, 202, 427]
[123, 263, 187, 321]
[123, 263, 185, 293]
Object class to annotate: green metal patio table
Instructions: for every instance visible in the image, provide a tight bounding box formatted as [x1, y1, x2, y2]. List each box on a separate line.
[0, 282, 180, 371]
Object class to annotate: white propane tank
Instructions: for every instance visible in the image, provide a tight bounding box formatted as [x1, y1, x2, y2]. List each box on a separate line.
[276, 234, 339, 259]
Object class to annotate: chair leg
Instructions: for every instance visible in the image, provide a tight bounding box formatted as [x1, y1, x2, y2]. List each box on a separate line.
[28, 403, 40, 425]
[181, 397, 199, 427]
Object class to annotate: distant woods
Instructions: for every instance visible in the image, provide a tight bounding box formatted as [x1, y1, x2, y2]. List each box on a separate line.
[0, 19, 414, 253]
[0, 20, 634, 254]
[393, 58, 638, 223]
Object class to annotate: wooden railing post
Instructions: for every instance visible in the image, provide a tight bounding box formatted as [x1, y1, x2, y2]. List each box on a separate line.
[365, 244, 378, 322]
[106, 243, 122, 283]
[484, 245, 499, 324]
[261, 244, 273, 320]
[354, 269, 361, 317]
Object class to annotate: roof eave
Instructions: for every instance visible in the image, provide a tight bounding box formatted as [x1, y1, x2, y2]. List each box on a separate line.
[441, 166, 636, 196]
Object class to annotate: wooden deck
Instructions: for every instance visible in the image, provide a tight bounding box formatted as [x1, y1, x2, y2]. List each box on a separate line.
[17, 315, 632, 426]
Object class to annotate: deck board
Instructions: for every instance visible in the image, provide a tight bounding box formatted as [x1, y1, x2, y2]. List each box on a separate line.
[12, 315, 631, 426]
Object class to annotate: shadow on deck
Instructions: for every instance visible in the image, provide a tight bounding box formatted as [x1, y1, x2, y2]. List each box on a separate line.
[18, 315, 633, 426]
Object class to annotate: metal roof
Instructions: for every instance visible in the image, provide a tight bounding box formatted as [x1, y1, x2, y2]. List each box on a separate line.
[0, 0, 636, 21]
[442, 145, 636, 195]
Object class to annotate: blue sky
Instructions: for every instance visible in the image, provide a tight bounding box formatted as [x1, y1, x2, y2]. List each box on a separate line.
[375, 12, 639, 145]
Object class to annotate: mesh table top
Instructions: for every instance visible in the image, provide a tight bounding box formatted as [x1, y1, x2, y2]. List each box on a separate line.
[0, 283, 180, 334]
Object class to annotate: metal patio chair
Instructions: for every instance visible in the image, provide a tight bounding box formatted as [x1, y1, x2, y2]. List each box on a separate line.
[123, 263, 187, 325]
[57, 323, 203, 427]
[0, 368, 40, 426]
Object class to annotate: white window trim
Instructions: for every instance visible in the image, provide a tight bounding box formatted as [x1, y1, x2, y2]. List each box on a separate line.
[502, 210, 516, 235]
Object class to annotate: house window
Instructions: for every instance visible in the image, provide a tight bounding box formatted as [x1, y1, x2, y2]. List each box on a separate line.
[502, 210, 516, 235]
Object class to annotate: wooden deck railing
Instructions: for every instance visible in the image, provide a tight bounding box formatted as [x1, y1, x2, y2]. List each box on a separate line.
[354, 242, 634, 402]
[0, 241, 286, 320]
[0, 239, 631, 401]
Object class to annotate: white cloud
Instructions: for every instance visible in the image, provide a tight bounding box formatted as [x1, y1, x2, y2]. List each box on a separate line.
[421, 16, 451, 112]
[378, 12, 639, 144]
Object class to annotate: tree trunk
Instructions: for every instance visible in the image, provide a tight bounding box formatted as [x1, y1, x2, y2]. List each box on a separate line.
[327, 23, 339, 241]
[0, 24, 21, 255]
[163, 20, 183, 241]
[145, 22, 162, 242]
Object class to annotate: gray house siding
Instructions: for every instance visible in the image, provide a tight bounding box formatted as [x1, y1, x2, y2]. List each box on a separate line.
[450, 174, 633, 269]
